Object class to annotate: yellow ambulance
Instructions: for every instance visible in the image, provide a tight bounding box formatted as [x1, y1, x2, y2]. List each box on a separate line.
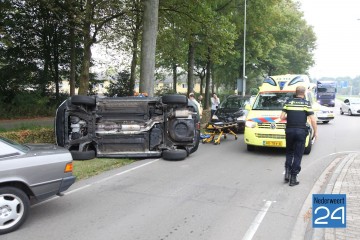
[244, 74, 316, 154]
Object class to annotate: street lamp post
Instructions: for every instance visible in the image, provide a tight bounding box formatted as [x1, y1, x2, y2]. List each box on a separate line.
[242, 0, 247, 97]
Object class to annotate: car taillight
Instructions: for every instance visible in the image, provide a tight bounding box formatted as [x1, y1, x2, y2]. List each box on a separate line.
[64, 162, 73, 173]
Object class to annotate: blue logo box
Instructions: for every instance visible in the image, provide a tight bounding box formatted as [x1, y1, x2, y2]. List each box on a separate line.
[312, 194, 346, 228]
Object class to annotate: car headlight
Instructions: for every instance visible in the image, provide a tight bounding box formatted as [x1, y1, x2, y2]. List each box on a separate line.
[212, 115, 219, 120]
[245, 121, 257, 128]
[237, 115, 246, 121]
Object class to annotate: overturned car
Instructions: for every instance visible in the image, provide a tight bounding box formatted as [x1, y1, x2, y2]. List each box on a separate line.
[55, 94, 200, 161]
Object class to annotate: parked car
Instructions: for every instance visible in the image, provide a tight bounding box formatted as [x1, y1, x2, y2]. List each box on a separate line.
[0, 137, 75, 235]
[55, 94, 200, 161]
[340, 98, 360, 116]
[211, 95, 250, 133]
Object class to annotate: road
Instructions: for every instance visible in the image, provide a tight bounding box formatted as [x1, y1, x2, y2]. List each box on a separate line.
[3, 107, 360, 240]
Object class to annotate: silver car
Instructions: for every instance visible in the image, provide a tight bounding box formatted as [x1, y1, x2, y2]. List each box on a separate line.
[340, 98, 360, 116]
[0, 137, 76, 235]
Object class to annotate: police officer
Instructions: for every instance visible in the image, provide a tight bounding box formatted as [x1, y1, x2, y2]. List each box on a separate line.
[280, 86, 318, 186]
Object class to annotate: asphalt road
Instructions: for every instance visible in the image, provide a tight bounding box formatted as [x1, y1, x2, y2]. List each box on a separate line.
[3, 104, 360, 240]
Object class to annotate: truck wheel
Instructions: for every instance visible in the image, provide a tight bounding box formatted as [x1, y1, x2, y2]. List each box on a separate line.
[162, 149, 187, 161]
[0, 187, 30, 235]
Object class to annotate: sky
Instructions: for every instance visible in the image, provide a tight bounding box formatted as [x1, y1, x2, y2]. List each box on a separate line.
[299, 0, 360, 79]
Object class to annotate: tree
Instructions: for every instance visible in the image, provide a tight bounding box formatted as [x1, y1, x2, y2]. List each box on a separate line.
[106, 70, 133, 97]
[139, 0, 159, 97]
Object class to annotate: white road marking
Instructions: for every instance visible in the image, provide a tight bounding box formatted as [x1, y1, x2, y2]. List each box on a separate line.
[242, 200, 273, 240]
[33, 159, 160, 207]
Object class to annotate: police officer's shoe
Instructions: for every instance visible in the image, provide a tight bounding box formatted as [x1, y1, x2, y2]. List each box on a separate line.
[284, 168, 290, 183]
[289, 174, 299, 186]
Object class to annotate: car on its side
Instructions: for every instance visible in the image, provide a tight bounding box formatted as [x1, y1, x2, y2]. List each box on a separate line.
[0, 137, 75, 235]
[340, 98, 360, 116]
[55, 94, 200, 161]
[211, 95, 250, 133]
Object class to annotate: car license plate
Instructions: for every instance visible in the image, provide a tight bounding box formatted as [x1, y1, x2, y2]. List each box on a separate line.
[263, 141, 283, 147]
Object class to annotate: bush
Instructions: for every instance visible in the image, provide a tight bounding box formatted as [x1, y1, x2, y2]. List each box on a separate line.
[0, 128, 55, 144]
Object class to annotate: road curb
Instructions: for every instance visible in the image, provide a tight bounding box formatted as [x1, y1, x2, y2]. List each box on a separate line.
[290, 152, 356, 240]
[314, 153, 357, 240]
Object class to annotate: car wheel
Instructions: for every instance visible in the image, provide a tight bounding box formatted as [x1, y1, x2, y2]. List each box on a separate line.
[247, 144, 255, 151]
[322, 121, 329, 124]
[304, 137, 312, 155]
[348, 109, 352, 116]
[0, 187, 30, 235]
[340, 108, 344, 115]
[71, 96, 96, 107]
[71, 150, 96, 160]
[162, 149, 188, 161]
[162, 95, 187, 104]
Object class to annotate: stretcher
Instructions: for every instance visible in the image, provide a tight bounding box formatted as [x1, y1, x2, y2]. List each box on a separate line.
[201, 122, 238, 145]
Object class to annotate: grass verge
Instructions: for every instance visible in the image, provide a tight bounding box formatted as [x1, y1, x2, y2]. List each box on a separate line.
[73, 158, 135, 181]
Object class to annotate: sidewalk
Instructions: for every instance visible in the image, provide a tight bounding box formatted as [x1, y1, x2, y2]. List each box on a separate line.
[312, 152, 360, 240]
[323, 153, 360, 240]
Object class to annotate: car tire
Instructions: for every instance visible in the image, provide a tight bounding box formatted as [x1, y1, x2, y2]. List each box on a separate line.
[304, 137, 312, 155]
[70, 150, 96, 160]
[348, 109, 352, 116]
[0, 187, 30, 235]
[162, 95, 187, 104]
[340, 108, 344, 115]
[162, 149, 188, 161]
[247, 144, 255, 151]
[71, 96, 96, 107]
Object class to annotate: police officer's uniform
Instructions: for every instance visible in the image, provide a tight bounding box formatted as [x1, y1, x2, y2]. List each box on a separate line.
[282, 97, 314, 185]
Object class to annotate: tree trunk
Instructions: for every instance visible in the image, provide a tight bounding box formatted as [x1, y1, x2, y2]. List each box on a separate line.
[139, 0, 159, 97]
[53, 27, 60, 100]
[204, 49, 211, 110]
[187, 39, 195, 96]
[78, 1, 93, 96]
[69, 17, 76, 96]
[130, 1, 141, 94]
[172, 62, 177, 93]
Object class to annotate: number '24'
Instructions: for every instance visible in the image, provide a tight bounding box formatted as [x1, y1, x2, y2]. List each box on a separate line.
[314, 206, 345, 224]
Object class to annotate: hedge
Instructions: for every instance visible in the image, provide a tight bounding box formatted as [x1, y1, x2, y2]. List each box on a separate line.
[0, 128, 55, 144]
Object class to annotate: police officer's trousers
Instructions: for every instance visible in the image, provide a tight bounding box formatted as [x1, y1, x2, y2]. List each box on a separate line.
[285, 128, 307, 175]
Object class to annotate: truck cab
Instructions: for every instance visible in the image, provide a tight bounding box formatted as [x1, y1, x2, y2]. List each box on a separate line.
[244, 74, 316, 154]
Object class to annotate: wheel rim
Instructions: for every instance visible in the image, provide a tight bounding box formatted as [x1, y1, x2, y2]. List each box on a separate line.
[0, 193, 25, 230]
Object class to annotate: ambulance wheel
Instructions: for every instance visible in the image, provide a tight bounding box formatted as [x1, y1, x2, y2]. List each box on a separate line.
[247, 144, 255, 151]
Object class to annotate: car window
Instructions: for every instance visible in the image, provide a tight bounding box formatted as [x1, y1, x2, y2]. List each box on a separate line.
[350, 99, 360, 104]
[252, 92, 294, 110]
[0, 137, 29, 158]
[220, 97, 247, 109]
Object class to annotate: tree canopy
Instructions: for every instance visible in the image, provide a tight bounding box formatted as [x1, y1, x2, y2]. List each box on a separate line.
[1, 0, 319, 107]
